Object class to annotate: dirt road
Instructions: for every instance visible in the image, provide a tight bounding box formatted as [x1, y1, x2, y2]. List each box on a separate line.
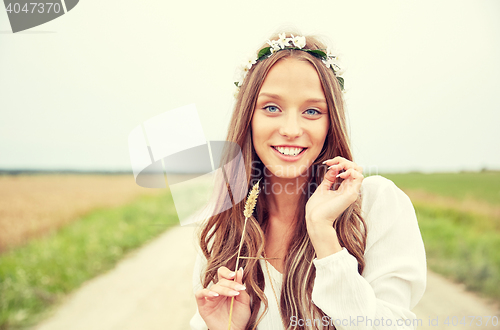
[33, 225, 499, 330]
[33, 225, 199, 330]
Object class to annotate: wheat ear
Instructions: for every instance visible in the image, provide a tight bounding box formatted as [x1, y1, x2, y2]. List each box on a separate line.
[227, 179, 261, 330]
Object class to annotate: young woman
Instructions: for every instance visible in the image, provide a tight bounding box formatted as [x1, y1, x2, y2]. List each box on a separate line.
[190, 32, 426, 330]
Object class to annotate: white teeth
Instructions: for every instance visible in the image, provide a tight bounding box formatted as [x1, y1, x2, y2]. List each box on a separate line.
[274, 146, 304, 156]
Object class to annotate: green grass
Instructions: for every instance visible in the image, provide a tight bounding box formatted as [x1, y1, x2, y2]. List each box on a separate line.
[382, 171, 500, 206]
[414, 202, 500, 299]
[0, 191, 178, 330]
[382, 172, 500, 302]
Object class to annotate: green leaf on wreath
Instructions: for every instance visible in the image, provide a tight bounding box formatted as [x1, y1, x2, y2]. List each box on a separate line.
[337, 77, 345, 90]
[257, 47, 272, 59]
[307, 49, 327, 59]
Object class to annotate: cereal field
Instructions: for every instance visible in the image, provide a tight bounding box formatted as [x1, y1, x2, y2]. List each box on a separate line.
[0, 174, 164, 252]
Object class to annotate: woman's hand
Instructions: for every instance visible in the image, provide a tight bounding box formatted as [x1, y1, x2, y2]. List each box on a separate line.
[195, 266, 250, 330]
[305, 156, 364, 258]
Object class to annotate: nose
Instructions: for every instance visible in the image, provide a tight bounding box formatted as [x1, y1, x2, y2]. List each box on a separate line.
[279, 112, 303, 139]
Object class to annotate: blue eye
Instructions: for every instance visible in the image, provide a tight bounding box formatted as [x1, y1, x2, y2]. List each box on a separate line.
[264, 105, 280, 113]
[304, 109, 320, 115]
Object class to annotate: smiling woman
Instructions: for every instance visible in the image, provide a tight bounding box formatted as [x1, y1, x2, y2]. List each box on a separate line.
[252, 57, 329, 180]
[190, 32, 426, 330]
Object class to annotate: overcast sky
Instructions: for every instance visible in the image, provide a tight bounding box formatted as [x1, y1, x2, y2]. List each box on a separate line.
[1, 0, 499, 173]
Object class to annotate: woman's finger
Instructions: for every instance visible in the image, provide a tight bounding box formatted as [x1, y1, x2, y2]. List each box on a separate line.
[216, 278, 247, 292]
[203, 266, 247, 299]
[326, 159, 362, 174]
[195, 288, 221, 302]
[233, 267, 250, 305]
[337, 168, 364, 195]
[208, 274, 246, 297]
[319, 159, 362, 192]
[322, 156, 349, 167]
[217, 266, 236, 281]
[209, 284, 242, 297]
[323, 156, 362, 171]
[337, 167, 363, 179]
[234, 267, 244, 285]
[317, 166, 339, 192]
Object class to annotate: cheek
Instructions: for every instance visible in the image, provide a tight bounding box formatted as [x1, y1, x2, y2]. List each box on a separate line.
[312, 122, 329, 149]
[250, 117, 259, 145]
[251, 113, 271, 145]
[250, 116, 264, 156]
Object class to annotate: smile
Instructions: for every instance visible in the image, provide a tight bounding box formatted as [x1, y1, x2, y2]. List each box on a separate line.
[272, 146, 306, 157]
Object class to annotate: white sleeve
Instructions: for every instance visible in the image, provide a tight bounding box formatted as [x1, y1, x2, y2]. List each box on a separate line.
[311, 176, 427, 330]
[190, 250, 209, 330]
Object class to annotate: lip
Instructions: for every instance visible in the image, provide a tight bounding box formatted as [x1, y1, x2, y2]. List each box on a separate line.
[272, 145, 307, 148]
[271, 145, 307, 162]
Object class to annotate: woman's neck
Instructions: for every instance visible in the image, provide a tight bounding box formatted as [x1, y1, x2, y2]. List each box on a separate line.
[262, 175, 308, 271]
[264, 175, 307, 222]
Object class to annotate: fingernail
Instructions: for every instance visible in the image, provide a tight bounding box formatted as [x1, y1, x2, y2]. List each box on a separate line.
[209, 291, 219, 297]
[230, 290, 240, 296]
[322, 160, 328, 164]
[235, 284, 246, 291]
[336, 173, 342, 178]
[328, 165, 337, 170]
[239, 267, 244, 275]
[229, 272, 235, 278]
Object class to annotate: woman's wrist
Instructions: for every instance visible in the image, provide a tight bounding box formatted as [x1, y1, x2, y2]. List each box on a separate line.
[306, 221, 343, 259]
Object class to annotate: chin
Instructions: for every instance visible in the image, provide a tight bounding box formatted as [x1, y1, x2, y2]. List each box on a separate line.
[266, 163, 312, 180]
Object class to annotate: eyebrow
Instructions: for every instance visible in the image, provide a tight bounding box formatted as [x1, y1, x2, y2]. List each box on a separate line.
[258, 92, 327, 104]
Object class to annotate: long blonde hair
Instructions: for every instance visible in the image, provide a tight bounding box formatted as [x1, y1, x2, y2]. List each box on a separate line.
[198, 33, 367, 330]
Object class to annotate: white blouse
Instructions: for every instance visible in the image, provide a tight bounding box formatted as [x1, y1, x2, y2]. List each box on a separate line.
[190, 175, 427, 329]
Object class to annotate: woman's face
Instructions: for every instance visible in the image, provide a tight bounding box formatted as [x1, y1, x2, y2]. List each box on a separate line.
[251, 57, 329, 181]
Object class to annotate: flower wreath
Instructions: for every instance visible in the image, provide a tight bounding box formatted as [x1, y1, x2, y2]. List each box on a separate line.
[234, 33, 344, 97]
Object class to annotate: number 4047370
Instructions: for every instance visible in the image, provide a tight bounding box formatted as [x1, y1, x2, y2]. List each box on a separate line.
[443, 316, 498, 327]
[5, 3, 62, 14]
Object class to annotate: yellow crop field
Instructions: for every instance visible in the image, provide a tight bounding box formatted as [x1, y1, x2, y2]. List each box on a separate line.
[0, 174, 163, 252]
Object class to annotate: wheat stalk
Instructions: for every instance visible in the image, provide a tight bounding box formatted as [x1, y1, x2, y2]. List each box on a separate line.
[227, 179, 261, 330]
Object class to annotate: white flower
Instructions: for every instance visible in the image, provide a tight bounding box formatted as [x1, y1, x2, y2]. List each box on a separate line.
[241, 69, 249, 80]
[324, 57, 335, 69]
[322, 52, 342, 74]
[244, 54, 258, 70]
[237, 63, 248, 76]
[234, 36, 347, 94]
[277, 33, 291, 49]
[334, 64, 345, 76]
[326, 47, 336, 58]
[291, 35, 306, 49]
[234, 65, 246, 86]
[327, 59, 344, 76]
[234, 86, 240, 98]
[267, 39, 280, 53]
[234, 69, 245, 86]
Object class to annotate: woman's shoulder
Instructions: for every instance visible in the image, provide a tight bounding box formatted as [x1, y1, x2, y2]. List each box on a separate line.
[360, 175, 413, 216]
[361, 174, 400, 200]
[360, 175, 423, 259]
